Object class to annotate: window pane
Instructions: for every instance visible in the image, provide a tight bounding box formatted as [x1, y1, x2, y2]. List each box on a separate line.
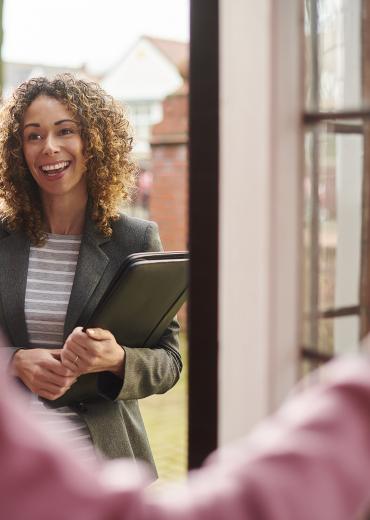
[304, 0, 364, 111]
[303, 123, 363, 346]
[301, 314, 360, 372]
[302, 315, 360, 358]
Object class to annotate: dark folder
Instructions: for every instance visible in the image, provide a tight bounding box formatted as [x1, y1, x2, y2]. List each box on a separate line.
[84, 251, 189, 346]
[43, 251, 189, 407]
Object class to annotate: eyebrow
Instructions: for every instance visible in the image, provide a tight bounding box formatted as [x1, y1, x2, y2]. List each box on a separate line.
[23, 119, 79, 130]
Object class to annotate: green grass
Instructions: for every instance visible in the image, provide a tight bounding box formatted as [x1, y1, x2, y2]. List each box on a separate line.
[139, 333, 188, 483]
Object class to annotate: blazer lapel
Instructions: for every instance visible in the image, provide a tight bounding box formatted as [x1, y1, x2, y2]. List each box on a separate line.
[63, 217, 110, 339]
[0, 232, 30, 348]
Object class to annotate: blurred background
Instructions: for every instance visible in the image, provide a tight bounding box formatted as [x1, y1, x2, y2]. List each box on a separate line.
[0, 0, 190, 483]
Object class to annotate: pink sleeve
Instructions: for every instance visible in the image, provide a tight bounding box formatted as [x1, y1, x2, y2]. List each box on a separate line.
[146, 357, 370, 520]
[2, 357, 370, 519]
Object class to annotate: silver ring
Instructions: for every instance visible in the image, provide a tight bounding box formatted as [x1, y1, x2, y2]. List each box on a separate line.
[73, 355, 79, 365]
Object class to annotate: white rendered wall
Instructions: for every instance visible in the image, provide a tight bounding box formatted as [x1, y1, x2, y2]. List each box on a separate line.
[101, 38, 182, 101]
[218, 0, 302, 445]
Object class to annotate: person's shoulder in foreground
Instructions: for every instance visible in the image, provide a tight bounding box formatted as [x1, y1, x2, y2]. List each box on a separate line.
[3, 348, 370, 519]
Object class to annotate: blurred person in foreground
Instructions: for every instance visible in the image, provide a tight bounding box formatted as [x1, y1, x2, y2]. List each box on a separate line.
[2, 342, 370, 519]
[0, 74, 181, 475]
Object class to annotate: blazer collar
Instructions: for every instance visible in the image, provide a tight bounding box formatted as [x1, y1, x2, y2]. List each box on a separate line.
[63, 214, 111, 339]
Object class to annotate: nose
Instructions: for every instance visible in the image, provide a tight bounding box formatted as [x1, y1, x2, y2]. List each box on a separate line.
[42, 134, 60, 155]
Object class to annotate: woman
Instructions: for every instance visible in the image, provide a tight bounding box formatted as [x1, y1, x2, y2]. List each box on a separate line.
[0, 74, 182, 477]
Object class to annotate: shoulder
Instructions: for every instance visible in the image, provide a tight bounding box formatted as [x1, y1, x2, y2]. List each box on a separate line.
[110, 212, 162, 253]
[111, 212, 158, 237]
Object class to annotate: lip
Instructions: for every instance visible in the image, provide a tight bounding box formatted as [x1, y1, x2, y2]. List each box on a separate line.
[37, 160, 72, 181]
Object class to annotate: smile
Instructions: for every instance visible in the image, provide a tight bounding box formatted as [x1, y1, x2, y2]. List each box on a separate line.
[39, 161, 71, 176]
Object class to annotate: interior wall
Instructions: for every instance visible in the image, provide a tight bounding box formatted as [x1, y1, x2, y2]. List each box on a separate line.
[218, 0, 302, 444]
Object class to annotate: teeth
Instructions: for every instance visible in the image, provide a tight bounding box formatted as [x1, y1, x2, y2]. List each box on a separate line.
[41, 161, 69, 172]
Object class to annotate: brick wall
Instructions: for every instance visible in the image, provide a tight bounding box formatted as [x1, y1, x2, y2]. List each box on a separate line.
[149, 84, 189, 327]
[149, 84, 189, 252]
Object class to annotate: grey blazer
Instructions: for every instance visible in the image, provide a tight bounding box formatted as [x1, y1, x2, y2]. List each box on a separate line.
[0, 212, 182, 478]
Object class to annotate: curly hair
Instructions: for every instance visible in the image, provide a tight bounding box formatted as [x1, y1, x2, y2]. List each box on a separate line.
[0, 73, 137, 245]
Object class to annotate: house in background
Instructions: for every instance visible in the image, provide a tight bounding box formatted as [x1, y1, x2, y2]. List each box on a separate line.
[3, 62, 94, 99]
[101, 35, 188, 166]
[2, 37, 190, 252]
[149, 72, 188, 252]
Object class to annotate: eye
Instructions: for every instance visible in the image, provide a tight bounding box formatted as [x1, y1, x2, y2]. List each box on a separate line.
[59, 127, 74, 136]
[26, 132, 42, 141]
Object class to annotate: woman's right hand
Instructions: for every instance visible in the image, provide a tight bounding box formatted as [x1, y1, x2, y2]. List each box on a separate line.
[10, 348, 77, 400]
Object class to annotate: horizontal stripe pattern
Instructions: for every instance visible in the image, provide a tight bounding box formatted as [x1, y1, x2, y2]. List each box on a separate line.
[25, 233, 81, 345]
[25, 234, 96, 461]
[27, 278, 73, 286]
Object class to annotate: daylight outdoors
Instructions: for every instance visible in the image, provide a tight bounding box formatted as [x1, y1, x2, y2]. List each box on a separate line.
[1, 0, 190, 483]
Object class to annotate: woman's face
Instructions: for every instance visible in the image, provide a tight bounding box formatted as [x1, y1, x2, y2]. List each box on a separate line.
[22, 95, 87, 203]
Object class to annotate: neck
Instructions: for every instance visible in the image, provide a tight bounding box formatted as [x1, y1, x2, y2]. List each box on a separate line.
[41, 193, 88, 235]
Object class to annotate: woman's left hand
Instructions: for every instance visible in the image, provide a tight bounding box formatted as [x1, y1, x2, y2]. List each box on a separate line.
[61, 327, 125, 378]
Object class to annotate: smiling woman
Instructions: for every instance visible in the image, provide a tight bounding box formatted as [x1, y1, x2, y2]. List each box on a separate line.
[0, 74, 182, 479]
[22, 96, 87, 224]
[0, 75, 137, 243]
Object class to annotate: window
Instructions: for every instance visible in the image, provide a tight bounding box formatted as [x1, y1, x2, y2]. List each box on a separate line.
[302, 0, 370, 370]
[125, 101, 163, 157]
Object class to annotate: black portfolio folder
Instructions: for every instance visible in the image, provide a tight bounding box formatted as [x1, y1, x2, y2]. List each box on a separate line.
[84, 251, 189, 346]
[44, 251, 189, 407]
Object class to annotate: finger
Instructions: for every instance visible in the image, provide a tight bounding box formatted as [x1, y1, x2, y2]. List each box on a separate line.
[64, 331, 92, 352]
[62, 347, 93, 373]
[38, 389, 61, 400]
[69, 327, 88, 345]
[64, 333, 106, 358]
[36, 379, 71, 396]
[63, 332, 92, 357]
[86, 328, 113, 341]
[42, 369, 77, 388]
[38, 385, 73, 400]
[42, 357, 76, 377]
[48, 348, 63, 355]
[61, 356, 82, 374]
[61, 345, 88, 365]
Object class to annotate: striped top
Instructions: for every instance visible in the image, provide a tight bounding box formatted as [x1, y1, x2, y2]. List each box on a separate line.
[25, 233, 96, 461]
[25, 234, 80, 347]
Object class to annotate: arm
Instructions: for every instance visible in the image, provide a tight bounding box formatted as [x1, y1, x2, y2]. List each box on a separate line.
[144, 356, 370, 520]
[116, 317, 181, 399]
[3, 356, 370, 519]
[115, 221, 182, 399]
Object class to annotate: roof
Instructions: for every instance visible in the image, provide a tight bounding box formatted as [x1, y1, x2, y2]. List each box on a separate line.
[3, 61, 97, 99]
[143, 36, 189, 71]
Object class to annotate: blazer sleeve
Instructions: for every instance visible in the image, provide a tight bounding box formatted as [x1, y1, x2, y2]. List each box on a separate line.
[0, 228, 22, 366]
[0, 303, 20, 367]
[97, 221, 182, 401]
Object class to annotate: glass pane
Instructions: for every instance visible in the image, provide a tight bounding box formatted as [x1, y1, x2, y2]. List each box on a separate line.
[318, 315, 360, 354]
[303, 122, 363, 347]
[304, 0, 366, 111]
[301, 315, 360, 376]
[303, 315, 360, 360]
